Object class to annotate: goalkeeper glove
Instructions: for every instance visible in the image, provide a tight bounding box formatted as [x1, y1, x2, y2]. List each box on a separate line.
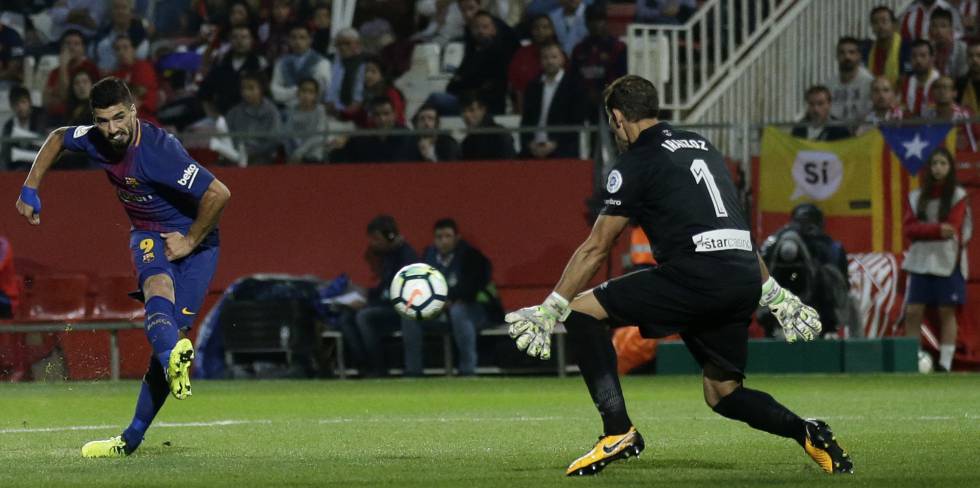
[760, 277, 822, 342]
[506, 292, 570, 360]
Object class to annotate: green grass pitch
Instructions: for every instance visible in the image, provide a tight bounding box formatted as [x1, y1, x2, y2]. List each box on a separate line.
[1, 374, 978, 487]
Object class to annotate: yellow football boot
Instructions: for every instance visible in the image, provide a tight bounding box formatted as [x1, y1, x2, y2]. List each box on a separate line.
[168, 338, 195, 400]
[803, 419, 853, 474]
[566, 426, 645, 476]
[81, 436, 128, 458]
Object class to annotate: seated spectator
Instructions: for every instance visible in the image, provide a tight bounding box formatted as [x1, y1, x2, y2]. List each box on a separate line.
[858, 76, 905, 134]
[864, 5, 911, 88]
[259, 0, 295, 65]
[460, 94, 517, 160]
[325, 28, 366, 119]
[198, 25, 269, 115]
[420, 0, 481, 46]
[198, 1, 256, 70]
[345, 57, 405, 128]
[922, 76, 978, 150]
[332, 97, 412, 163]
[901, 0, 961, 40]
[0, 19, 26, 88]
[271, 23, 332, 109]
[445, 11, 520, 115]
[49, 0, 110, 40]
[827, 37, 874, 122]
[901, 39, 942, 115]
[792, 85, 851, 141]
[405, 103, 460, 162]
[549, 0, 588, 56]
[226, 72, 282, 165]
[1, 86, 46, 171]
[311, 3, 332, 56]
[284, 78, 329, 163]
[109, 36, 158, 121]
[487, 0, 525, 27]
[955, 0, 979, 35]
[956, 42, 980, 112]
[92, 0, 150, 73]
[520, 41, 585, 159]
[43, 29, 100, 120]
[404, 218, 503, 376]
[509, 15, 557, 114]
[64, 69, 94, 126]
[930, 7, 968, 78]
[571, 4, 627, 121]
[635, 0, 697, 24]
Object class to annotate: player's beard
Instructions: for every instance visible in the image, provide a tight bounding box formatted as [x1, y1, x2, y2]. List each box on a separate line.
[107, 126, 132, 151]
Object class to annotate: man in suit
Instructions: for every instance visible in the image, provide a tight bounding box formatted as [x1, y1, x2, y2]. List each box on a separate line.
[520, 41, 586, 159]
[791, 85, 852, 141]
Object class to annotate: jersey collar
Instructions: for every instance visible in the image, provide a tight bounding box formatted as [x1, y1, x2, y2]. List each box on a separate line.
[635, 121, 673, 147]
[132, 119, 143, 147]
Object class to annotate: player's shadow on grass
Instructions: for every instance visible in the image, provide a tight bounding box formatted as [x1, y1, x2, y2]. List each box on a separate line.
[645, 458, 737, 471]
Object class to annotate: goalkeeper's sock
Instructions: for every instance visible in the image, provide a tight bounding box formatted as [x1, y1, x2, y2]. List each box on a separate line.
[565, 311, 633, 435]
[713, 386, 807, 446]
[759, 277, 785, 306]
[144, 296, 179, 370]
[121, 356, 169, 453]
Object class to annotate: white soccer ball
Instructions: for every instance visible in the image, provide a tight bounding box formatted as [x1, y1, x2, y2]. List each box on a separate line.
[918, 351, 934, 374]
[390, 263, 448, 320]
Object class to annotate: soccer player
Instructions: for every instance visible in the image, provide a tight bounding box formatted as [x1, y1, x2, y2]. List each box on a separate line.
[14, 77, 231, 458]
[506, 75, 853, 476]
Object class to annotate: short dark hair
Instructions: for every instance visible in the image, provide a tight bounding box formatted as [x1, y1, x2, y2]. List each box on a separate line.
[433, 218, 458, 233]
[113, 34, 133, 47]
[931, 7, 953, 24]
[367, 215, 399, 240]
[585, 3, 607, 22]
[8, 85, 30, 105]
[367, 95, 393, 114]
[413, 102, 440, 125]
[298, 77, 319, 92]
[870, 5, 895, 21]
[240, 71, 267, 92]
[603, 75, 660, 121]
[472, 10, 495, 23]
[805, 84, 831, 101]
[837, 36, 861, 50]
[60, 29, 85, 46]
[911, 38, 934, 55]
[460, 92, 486, 110]
[289, 22, 310, 35]
[90, 77, 134, 110]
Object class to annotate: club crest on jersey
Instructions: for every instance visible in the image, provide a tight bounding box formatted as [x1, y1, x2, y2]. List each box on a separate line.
[606, 170, 623, 193]
[124, 177, 139, 188]
[178, 164, 199, 188]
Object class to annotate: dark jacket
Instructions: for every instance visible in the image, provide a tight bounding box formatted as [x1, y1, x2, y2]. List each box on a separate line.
[448, 23, 520, 115]
[199, 52, 269, 113]
[1, 107, 47, 171]
[422, 240, 503, 321]
[791, 117, 852, 141]
[403, 134, 461, 162]
[520, 70, 586, 159]
[368, 239, 418, 304]
[461, 116, 517, 161]
[334, 125, 413, 163]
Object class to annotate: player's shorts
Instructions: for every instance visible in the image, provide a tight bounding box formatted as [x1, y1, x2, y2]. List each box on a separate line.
[593, 256, 761, 378]
[906, 270, 966, 306]
[130, 230, 219, 330]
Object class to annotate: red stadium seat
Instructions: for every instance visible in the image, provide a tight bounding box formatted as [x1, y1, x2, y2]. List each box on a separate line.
[91, 274, 144, 322]
[25, 273, 90, 321]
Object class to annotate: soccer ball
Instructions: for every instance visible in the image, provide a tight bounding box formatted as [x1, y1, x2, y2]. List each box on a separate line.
[390, 263, 448, 320]
[918, 351, 934, 374]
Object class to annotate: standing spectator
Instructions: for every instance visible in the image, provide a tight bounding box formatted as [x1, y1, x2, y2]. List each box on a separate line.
[404, 218, 502, 376]
[858, 76, 905, 134]
[902, 147, 973, 372]
[324, 28, 366, 118]
[446, 11, 520, 115]
[226, 72, 282, 165]
[901, 0, 961, 39]
[865, 5, 911, 88]
[43, 30, 100, 120]
[901, 39, 942, 115]
[198, 25, 269, 115]
[520, 41, 585, 159]
[1, 86, 46, 171]
[571, 4, 627, 122]
[284, 78, 329, 163]
[405, 103, 461, 162]
[955, 42, 980, 111]
[791, 85, 851, 141]
[110, 36, 158, 121]
[635, 0, 698, 24]
[827, 37, 875, 122]
[311, 3, 332, 56]
[345, 57, 405, 128]
[930, 7, 968, 78]
[509, 15, 557, 113]
[49, 0, 110, 40]
[259, 0, 295, 64]
[0, 20, 26, 88]
[270, 24, 332, 109]
[332, 97, 412, 163]
[549, 0, 588, 56]
[922, 76, 978, 150]
[91, 0, 150, 73]
[460, 94, 517, 160]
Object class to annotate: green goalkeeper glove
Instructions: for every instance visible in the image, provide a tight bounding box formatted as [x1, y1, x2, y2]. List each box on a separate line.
[760, 277, 822, 342]
[506, 292, 570, 360]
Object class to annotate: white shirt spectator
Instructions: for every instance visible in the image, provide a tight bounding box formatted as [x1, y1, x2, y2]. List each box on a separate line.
[270, 50, 331, 109]
[549, 2, 588, 56]
[49, 0, 110, 39]
[826, 66, 875, 121]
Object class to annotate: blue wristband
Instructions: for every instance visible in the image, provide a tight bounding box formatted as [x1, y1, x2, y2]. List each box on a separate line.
[20, 186, 41, 214]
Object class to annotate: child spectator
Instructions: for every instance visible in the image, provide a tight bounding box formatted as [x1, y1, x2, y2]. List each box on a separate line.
[226, 72, 282, 165]
[284, 78, 329, 163]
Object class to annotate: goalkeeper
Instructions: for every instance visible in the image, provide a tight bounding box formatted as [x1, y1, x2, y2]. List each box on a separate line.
[506, 75, 852, 477]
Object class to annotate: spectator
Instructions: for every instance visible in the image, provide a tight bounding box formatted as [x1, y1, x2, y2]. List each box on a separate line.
[258, 0, 295, 64]
[199, 25, 269, 115]
[405, 103, 461, 162]
[423, 0, 481, 46]
[460, 94, 517, 160]
[353, 215, 419, 377]
[922, 76, 978, 150]
[953, 0, 979, 34]
[570, 4, 627, 121]
[64, 69, 94, 126]
[900, 39, 941, 115]
[49, 0, 110, 40]
[635, 0, 698, 24]
[901, 0, 961, 40]
[109, 36, 158, 121]
[865, 5, 911, 88]
[43, 29, 100, 119]
[792, 85, 851, 141]
[488, 0, 526, 27]
[902, 147, 973, 372]
[827, 36, 874, 122]
[91, 0, 149, 73]
[345, 57, 405, 128]
[404, 218, 502, 376]
[311, 3, 332, 56]
[858, 76, 905, 134]
[549, 0, 588, 56]
[226, 72, 282, 164]
[324, 28, 366, 118]
[508, 15, 557, 113]
[0, 19, 26, 88]
[955, 42, 980, 112]
[1, 86, 46, 171]
[520, 41, 585, 159]
[284, 77, 329, 163]
[930, 7, 968, 77]
[270, 23, 332, 109]
[332, 97, 412, 163]
[445, 11, 520, 115]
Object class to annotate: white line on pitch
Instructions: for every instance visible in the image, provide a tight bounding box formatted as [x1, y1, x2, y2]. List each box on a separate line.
[0, 419, 271, 435]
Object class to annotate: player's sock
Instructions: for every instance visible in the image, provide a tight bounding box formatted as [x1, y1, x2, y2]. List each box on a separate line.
[564, 311, 633, 435]
[712, 386, 807, 446]
[144, 296, 179, 369]
[121, 357, 169, 453]
[939, 344, 955, 371]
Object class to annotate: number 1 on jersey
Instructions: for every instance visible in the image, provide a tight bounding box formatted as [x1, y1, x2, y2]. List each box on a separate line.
[690, 159, 728, 217]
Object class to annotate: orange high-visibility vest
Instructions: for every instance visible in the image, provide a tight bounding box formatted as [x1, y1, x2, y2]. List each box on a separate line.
[630, 228, 656, 266]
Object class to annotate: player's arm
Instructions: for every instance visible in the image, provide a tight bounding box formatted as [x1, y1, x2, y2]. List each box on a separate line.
[163, 178, 231, 261]
[554, 214, 630, 300]
[15, 127, 68, 225]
